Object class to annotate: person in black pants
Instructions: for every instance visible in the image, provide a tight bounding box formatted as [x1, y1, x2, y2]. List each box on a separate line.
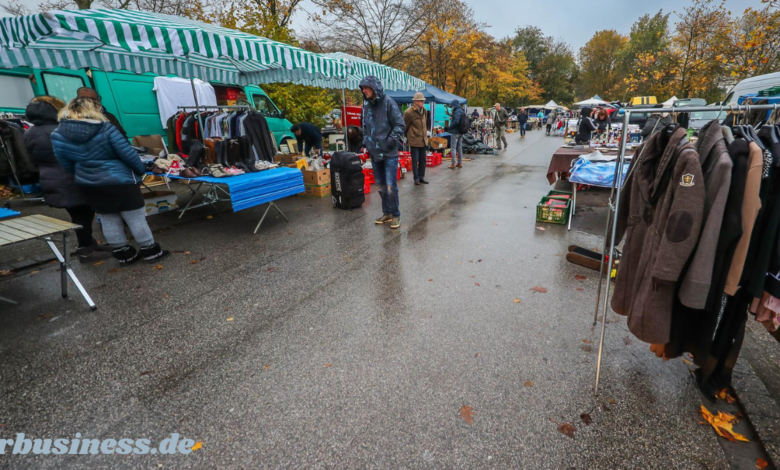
[403, 93, 430, 185]
[24, 96, 112, 262]
[517, 108, 528, 138]
[291, 123, 323, 156]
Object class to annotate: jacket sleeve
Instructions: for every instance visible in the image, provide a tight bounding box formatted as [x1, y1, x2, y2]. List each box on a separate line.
[51, 132, 76, 175]
[107, 124, 145, 176]
[615, 151, 637, 244]
[450, 109, 462, 130]
[652, 150, 706, 283]
[403, 110, 413, 137]
[387, 100, 405, 145]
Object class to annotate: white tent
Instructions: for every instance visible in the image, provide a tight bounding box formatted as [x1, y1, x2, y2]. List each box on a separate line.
[525, 100, 569, 110]
[661, 96, 678, 107]
[574, 97, 609, 107]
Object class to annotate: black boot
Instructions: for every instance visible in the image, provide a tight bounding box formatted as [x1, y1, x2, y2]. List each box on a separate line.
[139, 243, 170, 263]
[112, 245, 139, 267]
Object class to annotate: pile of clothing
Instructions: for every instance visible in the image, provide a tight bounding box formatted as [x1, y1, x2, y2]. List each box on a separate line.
[611, 113, 780, 399]
[462, 133, 496, 155]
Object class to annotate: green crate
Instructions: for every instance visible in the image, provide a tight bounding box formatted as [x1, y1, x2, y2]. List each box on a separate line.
[536, 196, 571, 224]
[546, 189, 573, 199]
[757, 86, 780, 97]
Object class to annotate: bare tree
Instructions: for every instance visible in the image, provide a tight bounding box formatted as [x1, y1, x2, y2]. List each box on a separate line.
[307, 0, 439, 66]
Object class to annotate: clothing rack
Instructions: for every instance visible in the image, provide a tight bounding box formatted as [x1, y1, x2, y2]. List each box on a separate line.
[592, 102, 780, 396]
[175, 106, 254, 144]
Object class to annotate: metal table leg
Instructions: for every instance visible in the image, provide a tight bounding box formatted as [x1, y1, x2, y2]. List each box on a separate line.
[568, 183, 576, 231]
[254, 202, 290, 234]
[45, 235, 97, 311]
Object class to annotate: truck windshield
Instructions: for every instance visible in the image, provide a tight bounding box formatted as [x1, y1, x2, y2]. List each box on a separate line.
[253, 94, 279, 116]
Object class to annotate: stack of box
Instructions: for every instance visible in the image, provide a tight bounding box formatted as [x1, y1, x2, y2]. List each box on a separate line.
[300, 168, 331, 198]
[274, 153, 306, 171]
[426, 152, 443, 167]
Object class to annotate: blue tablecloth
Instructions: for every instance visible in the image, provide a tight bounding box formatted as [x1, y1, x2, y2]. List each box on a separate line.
[0, 208, 20, 220]
[569, 156, 630, 188]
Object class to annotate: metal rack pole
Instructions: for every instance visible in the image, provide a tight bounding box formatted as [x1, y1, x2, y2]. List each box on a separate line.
[592, 102, 779, 397]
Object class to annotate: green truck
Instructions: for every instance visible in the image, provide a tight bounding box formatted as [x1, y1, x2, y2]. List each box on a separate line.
[0, 67, 295, 148]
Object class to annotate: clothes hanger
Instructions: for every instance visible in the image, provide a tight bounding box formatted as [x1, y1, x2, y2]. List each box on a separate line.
[744, 105, 767, 151]
[757, 104, 778, 148]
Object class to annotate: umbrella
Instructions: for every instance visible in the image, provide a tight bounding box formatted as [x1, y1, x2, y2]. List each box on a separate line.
[0, 9, 349, 86]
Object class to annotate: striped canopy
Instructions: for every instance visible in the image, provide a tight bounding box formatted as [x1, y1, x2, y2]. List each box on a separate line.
[0, 9, 349, 86]
[321, 52, 425, 91]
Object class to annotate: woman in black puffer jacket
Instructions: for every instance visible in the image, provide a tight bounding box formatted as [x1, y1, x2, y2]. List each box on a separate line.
[24, 96, 112, 263]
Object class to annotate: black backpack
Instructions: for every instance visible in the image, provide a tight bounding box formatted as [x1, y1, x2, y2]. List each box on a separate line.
[329, 151, 365, 209]
[459, 112, 471, 134]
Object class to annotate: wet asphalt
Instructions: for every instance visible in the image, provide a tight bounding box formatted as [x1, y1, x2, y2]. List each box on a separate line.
[0, 128, 763, 469]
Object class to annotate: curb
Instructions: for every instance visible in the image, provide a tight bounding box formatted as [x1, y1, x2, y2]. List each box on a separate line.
[733, 357, 780, 467]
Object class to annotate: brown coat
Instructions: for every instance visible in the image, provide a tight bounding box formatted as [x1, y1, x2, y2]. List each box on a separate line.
[612, 128, 705, 344]
[724, 141, 764, 295]
[678, 120, 733, 308]
[403, 105, 428, 148]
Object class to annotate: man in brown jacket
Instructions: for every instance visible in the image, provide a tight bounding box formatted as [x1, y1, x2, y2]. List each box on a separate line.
[403, 92, 429, 185]
[612, 127, 705, 345]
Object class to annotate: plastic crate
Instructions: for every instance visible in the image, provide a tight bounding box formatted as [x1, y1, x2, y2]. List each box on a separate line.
[364, 179, 371, 194]
[363, 167, 375, 184]
[757, 86, 780, 97]
[536, 197, 571, 225]
[399, 156, 413, 172]
[426, 152, 443, 167]
[546, 189, 573, 200]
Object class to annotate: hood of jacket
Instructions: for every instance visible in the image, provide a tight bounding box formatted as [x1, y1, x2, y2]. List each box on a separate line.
[450, 99, 461, 108]
[359, 75, 385, 103]
[580, 107, 592, 117]
[55, 120, 104, 144]
[639, 126, 690, 202]
[26, 101, 59, 126]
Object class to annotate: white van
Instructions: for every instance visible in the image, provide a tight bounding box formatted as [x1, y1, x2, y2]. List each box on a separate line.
[722, 71, 780, 105]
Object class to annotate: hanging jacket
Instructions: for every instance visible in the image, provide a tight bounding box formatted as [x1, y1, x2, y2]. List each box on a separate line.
[758, 138, 780, 299]
[0, 120, 36, 180]
[360, 76, 405, 162]
[403, 105, 428, 148]
[52, 120, 145, 186]
[244, 112, 275, 163]
[24, 101, 87, 208]
[611, 127, 705, 344]
[678, 120, 734, 308]
[448, 100, 464, 134]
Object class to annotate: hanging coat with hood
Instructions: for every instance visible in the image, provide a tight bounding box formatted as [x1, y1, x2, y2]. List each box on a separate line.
[359, 76, 405, 162]
[611, 127, 706, 344]
[24, 100, 88, 208]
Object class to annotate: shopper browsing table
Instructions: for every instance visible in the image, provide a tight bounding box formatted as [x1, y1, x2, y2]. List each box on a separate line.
[76, 87, 127, 139]
[291, 123, 323, 156]
[403, 93, 430, 186]
[494, 103, 509, 150]
[360, 76, 406, 229]
[52, 97, 170, 266]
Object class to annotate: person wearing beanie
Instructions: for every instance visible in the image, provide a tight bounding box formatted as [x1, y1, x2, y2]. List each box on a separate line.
[403, 92, 430, 185]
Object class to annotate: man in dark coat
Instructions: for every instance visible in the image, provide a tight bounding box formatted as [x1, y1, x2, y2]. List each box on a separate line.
[291, 122, 323, 156]
[77, 87, 127, 139]
[611, 127, 705, 345]
[447, 99, 465, 169]
[574, 107, 597, 144]
[517, 108, 529, 138]
[360, 75, 405, 229]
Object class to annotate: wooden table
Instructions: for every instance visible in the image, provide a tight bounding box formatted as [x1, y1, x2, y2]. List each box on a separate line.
[0, 214, 96, 310]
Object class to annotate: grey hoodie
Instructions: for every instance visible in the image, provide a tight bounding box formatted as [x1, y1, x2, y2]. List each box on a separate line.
[360, 75, 405, 161]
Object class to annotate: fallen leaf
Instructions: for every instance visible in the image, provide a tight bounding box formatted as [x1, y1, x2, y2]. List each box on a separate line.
[477, 259, 482, 263]
[226, 317, 234, 322]
[458, 405, 475, 425]
[0, 270, 12, 276]
[325, 363, 332, 368]
[94, 260, 105, 266]
[429, 279, 433, 282]
[716, 388, 737, 405]
[757, 458, 769, 469]
[264, 364, 270, 369]
[185, 251, 191, 255]
[536, 226, 546, 231]
[153, 264, 163, 270]
[580, 413, 593, 426]
[531, 286, 548, 293]
[581, 345, 593, 352]
[191, 441, 202, 451]
[514, 298, 521, 303]
[575, 275, 586, 281]
[475, 282, 480, 286]
[30, 270, 39, 275]
[206, 215, 214, 219]
[190, 260, 198, 264]
[139, 370, 154, 377]
[582, 339, 592, 344]
[609, 399, 616, 405]
[557, 423, 575, 438]
[474, 352, 479, 357]
[524, 380, 534, 387]
[345, 257, 352, 262]
[699, 405, 749, 442]
[38, 312, 54, 320]
[576, 288, 584, 292]
[683, 358, 694, 366]
[109, 268, 121, 273]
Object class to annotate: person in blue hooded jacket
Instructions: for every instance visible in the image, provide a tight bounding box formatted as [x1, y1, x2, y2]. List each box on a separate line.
[359, 76, 406, 229]
[51, 97, 170, 266]
[447, 99, 465, 169]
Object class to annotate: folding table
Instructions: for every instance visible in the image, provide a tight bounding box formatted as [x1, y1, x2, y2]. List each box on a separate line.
[0, 214, 96, 310]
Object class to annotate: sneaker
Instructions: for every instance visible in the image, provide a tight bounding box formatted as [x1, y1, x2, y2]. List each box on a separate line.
[139, 243, 170, 263]
[390, 216, 401, 229]
[375, 214, 392, 224]
[456, 163, 462, 168]
[77, 245, 113, 263]
[112, 245, 139, 267]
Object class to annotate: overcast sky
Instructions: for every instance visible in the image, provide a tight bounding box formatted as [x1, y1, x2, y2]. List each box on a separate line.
[2, 0, 764, 51]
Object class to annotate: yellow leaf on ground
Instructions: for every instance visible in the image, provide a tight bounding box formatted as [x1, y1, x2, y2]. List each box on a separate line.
[757, 458, 769, 469]
[514, 298, 521, 303]
[94, 261, 105, 266]
[458, 405, 475, 425]
[700, 405, 749, 442]
[716, 388, 737, 404]
[191, 441, 202, 451]
[226, 317, 234, 322]
[153, 264, 163, 270]
[524, 380, 534, 387]
[206, 215, 214, 219]
[325, 363, 332, 368]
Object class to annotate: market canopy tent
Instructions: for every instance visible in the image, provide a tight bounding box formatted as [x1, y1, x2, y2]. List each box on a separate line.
[0, 9, 350, 86]
[384, 83, 466, 104]
[526, 100, 569, 110]
[574, 97, 609, 107]
[321, 52, 425, 92]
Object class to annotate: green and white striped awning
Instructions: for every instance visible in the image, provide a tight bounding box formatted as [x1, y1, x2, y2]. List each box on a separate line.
[321, 52, 425, 91]
[0, 9, 350, 86]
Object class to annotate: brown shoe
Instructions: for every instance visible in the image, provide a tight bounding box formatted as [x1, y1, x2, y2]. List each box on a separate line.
[456, 163, 462, 168]
[449, 165, 456, 170]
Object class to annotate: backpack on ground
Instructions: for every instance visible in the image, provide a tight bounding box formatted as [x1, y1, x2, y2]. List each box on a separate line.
[329, 151, 365, 210]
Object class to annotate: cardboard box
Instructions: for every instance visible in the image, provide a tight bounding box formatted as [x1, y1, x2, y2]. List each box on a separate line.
[274, 153, 304, 164]
[430, 137, 448, 149]
[300, 184, 332, 198]
[303, 168, 331, 186]
[143, 191, 178, 216]
[285, 158, 306, 171]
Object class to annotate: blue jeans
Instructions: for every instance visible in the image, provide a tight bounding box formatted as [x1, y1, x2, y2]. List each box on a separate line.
[373, 157, 400, 217]
[450, 133, 464, 164]
[520, 123, 526, 136]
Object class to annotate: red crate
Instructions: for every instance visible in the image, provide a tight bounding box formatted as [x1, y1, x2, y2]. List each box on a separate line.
[363, 167, 375, 184]
[426, 152, 443, 167]
[364, 178, 371, 194]
[399, 156, 413, 172]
